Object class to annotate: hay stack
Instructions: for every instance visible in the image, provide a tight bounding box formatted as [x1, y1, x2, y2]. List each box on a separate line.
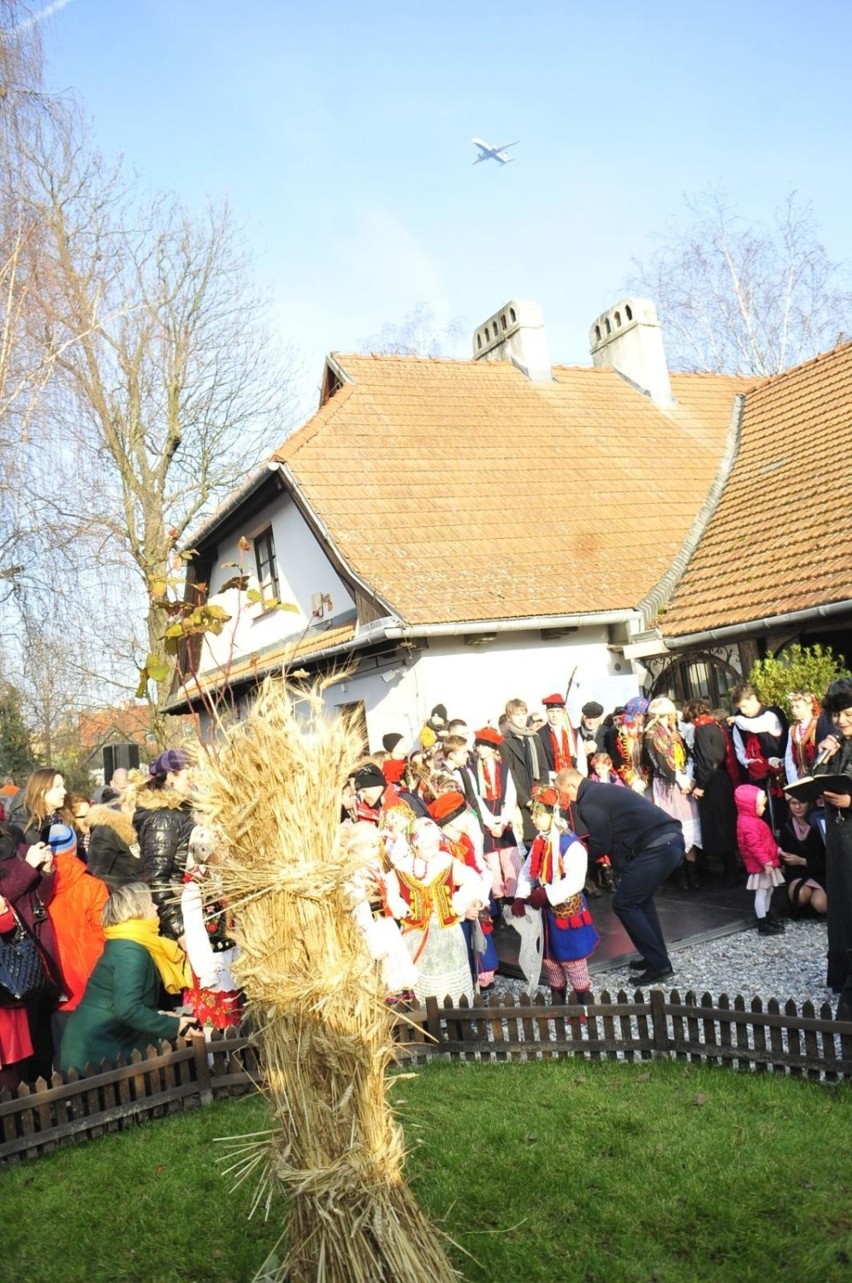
[195, 681, 460, 1283]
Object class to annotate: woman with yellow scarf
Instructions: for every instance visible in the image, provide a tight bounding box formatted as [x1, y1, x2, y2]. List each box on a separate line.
[60, 883, 199, 1075]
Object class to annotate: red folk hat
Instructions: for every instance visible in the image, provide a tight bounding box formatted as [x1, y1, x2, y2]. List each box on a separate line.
[427, 791, 467, 825]
[531, 784, 568, 811]
[541, 693, 566, 707]
[473, 727, 503, 748]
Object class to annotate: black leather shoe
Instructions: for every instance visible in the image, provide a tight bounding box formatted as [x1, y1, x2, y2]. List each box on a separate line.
[628, 958, 651, 971]
[631, 964, 674, 986]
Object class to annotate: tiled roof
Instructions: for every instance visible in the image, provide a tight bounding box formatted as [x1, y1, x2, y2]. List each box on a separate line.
[661, 341, 852, 638]
[275, 356, 750, 626]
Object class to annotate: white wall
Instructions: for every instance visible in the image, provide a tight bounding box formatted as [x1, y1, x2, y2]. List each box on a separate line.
[328, 629, 640, 752]
[196, 491, 355, 675]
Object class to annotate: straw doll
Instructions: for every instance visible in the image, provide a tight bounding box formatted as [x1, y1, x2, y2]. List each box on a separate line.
[194, 683, 460, 1283]
[390, 815, 483, 1004]
[342, 820, 417, 1002]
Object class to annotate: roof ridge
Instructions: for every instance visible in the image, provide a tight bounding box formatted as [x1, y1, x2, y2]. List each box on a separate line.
[745, 335, 852, 396]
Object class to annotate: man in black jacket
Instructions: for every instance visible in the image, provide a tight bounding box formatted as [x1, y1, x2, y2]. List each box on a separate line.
[557, 768, 684, 985]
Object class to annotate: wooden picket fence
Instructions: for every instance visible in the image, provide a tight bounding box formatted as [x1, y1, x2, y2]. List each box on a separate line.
[2, 988, 850, 1165]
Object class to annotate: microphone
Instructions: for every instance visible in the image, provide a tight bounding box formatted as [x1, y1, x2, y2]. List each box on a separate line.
[812, 738, 840, 770]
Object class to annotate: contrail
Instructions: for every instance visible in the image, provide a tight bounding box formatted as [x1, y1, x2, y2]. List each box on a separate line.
[12, 0, 75, 36]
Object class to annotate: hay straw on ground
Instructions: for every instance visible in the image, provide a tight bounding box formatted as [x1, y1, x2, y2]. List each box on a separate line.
[195, 680, 460, 1283]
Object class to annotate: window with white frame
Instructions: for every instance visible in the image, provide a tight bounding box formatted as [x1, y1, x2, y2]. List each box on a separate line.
[254, 527, 280, 602]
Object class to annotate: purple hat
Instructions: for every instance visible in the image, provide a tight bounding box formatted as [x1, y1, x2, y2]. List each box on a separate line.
[149, 748, 189, 779]
[622, 697, 649, 720]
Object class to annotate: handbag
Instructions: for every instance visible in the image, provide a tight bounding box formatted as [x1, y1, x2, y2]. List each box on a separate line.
[0, 906, 53, 1005]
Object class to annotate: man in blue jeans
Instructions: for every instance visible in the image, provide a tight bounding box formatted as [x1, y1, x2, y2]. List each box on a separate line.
[557, 768, 685, 985]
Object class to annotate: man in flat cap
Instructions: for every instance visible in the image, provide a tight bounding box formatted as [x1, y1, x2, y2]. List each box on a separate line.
[578, 700, 607, 762]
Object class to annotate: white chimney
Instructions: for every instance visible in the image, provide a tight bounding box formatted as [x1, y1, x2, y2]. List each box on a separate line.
[473, 299, 551, 382]
[589, 298, 673, 407]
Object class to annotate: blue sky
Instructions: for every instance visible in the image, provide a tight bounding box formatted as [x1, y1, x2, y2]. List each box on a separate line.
[37, 0, 852, 410]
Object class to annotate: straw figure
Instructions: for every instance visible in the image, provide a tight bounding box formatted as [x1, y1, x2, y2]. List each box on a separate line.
[194, 681, 460, 1283]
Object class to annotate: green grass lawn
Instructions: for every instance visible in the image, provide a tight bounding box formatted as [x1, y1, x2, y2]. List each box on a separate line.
[1, 1059, 849, 1283]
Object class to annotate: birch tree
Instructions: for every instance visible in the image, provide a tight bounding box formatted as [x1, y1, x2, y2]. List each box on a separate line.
[632, 191, 852, 376]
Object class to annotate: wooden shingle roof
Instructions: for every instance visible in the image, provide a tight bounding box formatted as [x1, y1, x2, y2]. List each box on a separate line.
[275, 355, 750, 626]
[661, 341, 852, 638]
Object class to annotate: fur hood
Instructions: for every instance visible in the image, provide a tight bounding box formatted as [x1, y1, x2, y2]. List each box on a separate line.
[87, 804, 137, 846]
[129, 786, 192, 816]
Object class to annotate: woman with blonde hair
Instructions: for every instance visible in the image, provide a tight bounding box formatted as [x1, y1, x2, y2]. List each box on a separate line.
[59, 882, 199, 1074]
[644, 697, 702, 890]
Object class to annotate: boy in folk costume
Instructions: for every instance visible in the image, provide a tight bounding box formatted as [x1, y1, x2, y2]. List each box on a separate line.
[428, 791, 498, 990]
[442, 734, 484, 828]
[730, 684, 788, 829]
[472, 727, 523, 900]
[783, 691, 821, 783]
[512, 787, 599, 1006]
[390, 817, 483, 1005]
[538, 693, 586, 778]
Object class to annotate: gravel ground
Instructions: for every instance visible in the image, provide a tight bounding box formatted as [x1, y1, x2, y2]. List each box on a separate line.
[495, 917, 836, 1014]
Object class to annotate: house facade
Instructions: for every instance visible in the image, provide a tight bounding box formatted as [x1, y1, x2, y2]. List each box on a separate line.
[169, 296, 850, 743]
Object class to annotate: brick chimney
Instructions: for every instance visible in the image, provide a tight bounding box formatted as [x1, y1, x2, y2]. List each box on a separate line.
[473, 299, 552, 382]
[589, 298, 673, 407]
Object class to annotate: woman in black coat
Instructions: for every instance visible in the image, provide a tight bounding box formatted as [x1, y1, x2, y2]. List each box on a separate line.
[682, 697, 739, 886]
[130, 750, 195, 943]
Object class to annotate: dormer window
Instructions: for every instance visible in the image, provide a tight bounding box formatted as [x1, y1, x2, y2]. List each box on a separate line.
[254, 527, 280, 602]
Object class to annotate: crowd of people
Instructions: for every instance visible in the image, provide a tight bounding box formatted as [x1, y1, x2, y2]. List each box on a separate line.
[343, 681, 851, 1013]
[0, 750, 239, 1091]
[0, 675, 850, 1090]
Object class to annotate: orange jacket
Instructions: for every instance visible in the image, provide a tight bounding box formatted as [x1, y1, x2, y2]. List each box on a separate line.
[46, 853, 109, 1010]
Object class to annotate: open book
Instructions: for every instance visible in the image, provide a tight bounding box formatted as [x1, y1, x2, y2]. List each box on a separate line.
[784, 773, 852, 805]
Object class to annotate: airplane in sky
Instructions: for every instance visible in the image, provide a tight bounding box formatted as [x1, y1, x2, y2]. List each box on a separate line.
[471, 137, 519, 166]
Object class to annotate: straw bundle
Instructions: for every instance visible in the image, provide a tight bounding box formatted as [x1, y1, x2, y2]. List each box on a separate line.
[195, 680, 460, 1283]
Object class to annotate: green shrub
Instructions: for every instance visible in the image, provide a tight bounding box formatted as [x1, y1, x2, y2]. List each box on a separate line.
[748, 642, 850, 714]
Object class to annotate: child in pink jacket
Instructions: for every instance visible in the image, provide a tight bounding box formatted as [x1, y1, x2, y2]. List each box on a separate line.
[734, 784, 786, 935]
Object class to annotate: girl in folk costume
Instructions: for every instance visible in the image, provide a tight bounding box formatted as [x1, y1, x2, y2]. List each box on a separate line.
[608, 697, 650, 792]
[644, 697, 703, 890]
[734, 785, 786, 935]
[513, 787, 598, 1006]
[390, 817, 483, 1005]
[342, 820, 417, 1002]
[179, 826, 244, 1031]
[472, 727, 523, 900]
[784, 691, 821, 783]
[428, 792, 498, 990]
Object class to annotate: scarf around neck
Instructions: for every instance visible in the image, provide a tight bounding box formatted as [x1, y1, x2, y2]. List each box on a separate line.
[104, 918, 191, 993]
